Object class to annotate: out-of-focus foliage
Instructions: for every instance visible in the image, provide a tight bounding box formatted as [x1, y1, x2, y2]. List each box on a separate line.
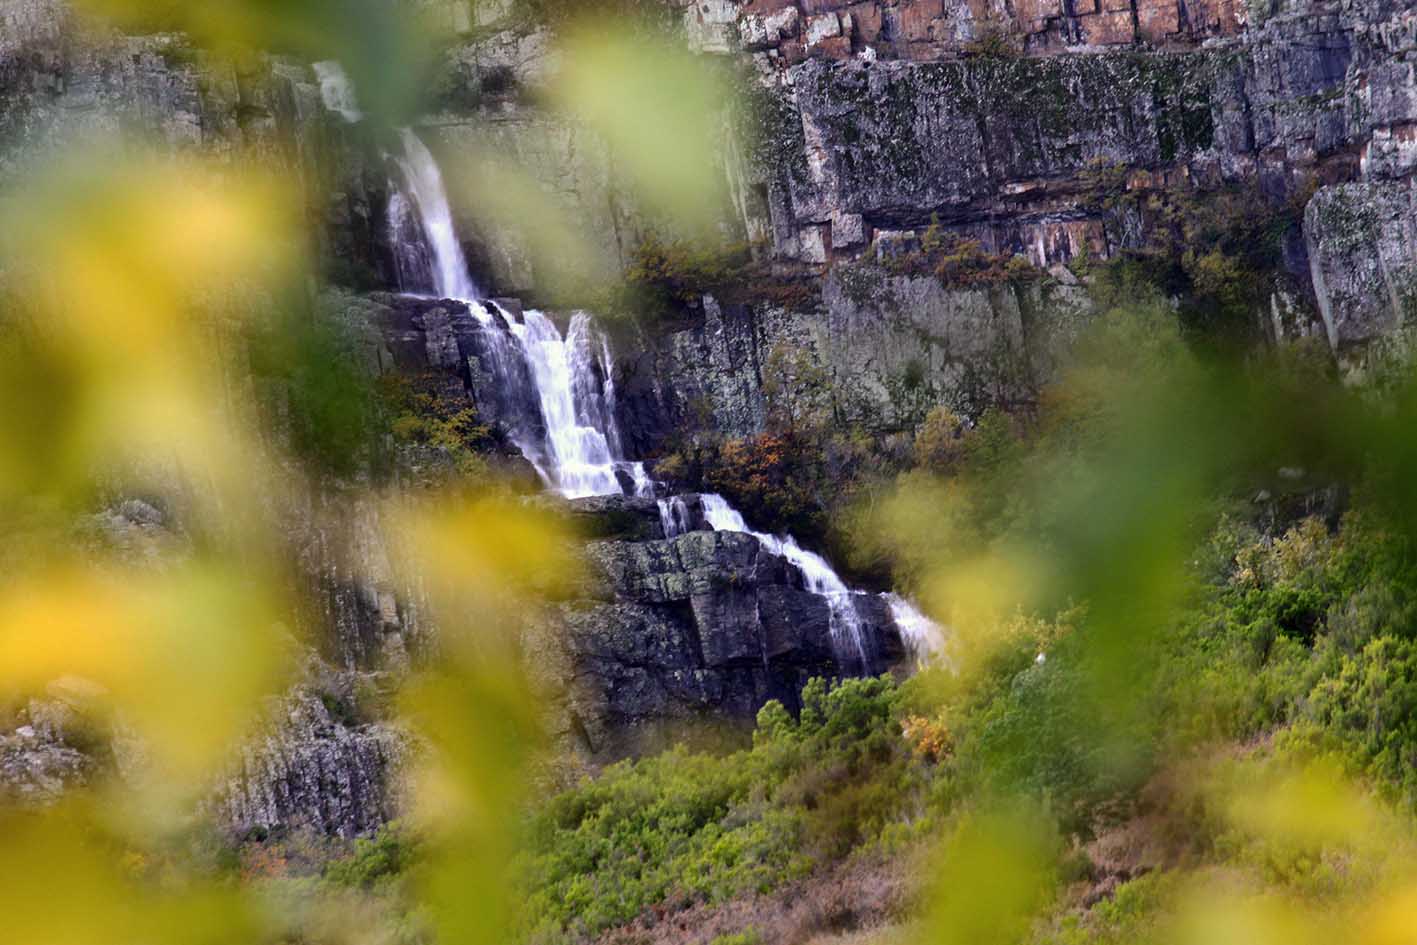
[18, 3, 1417, 945]
[0, 803, 265, 945]
[921, 805, 1061, 945]
[0, 17, 533, 945]
[549, 26, 735, 237]
[385, 495, 574, 945]
[250, 312, 390, 479]
[0, 151, 303, 806]
[0, 156, 296, 518]
[831, 288, 1417, 944]
[75, 0, 438, 125]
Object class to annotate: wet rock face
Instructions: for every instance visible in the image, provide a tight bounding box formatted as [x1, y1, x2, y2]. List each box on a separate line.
[533, 501, 905, 760]
[0, 2, 391, 287]
[743, 2, 1414, 267]
[560, 494, 669, 541]
[788, 54, 1216, 236]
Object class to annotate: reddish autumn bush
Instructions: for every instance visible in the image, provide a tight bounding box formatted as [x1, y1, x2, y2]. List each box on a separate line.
[704, 432, 823, 539]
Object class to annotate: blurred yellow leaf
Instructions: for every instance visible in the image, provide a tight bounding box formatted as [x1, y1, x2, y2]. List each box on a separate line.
[392, 494, 576, 637]
[72, 0, 437, 124]
[444, 142, 618, 297]
[1169, 883, 1323, 945]
[551, 26, 736, 234]
[917, 806, 1058, 945]
[1362, 883, 1417, 945]
[0, 562, 291, 788]
[0, 803, 263, 945]
[1219, 757, 1387, 856]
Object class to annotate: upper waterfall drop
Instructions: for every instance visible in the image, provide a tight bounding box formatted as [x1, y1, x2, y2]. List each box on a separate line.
[314, 61, 363, 123]
[393, 129, 481, 302]
[386, 128, 650, 499]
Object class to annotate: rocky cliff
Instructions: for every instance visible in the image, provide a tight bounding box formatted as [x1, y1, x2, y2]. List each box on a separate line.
[4, 0, 1417, 839]
[8, 0, 1416, 351]
[369, 294, 909, 761]
[395, 0, 1417, 439]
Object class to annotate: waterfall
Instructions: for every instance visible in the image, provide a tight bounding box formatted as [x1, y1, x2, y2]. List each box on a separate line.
[393, 129, 480, 302]
[314, 61, 363, 123]
[384, 128, 650, 498]
[700, 494, 872, 671]
[885, 593, 947, 665]
[658, 496, 692, 539]
[502, 309, 650, 499]
[373, 118, 945, 667]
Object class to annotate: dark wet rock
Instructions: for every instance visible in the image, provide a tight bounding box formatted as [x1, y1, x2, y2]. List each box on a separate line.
[562, 494, 667, 541]
[538, 526, 905, 760]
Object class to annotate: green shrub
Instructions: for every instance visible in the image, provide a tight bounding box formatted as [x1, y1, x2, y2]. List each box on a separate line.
[517, 676, 943, 940]
[324, 824, 418, 890]
[1306, 635, 1417, 803]
[620, 233, 750, 322]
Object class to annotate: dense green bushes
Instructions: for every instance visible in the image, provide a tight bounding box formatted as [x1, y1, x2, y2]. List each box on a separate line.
[323, 825, 419, 891]
[517, 676, 946, 943]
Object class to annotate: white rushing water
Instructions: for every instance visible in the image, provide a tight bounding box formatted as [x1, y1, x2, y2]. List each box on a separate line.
[387, 126, 651, 498]
[504, 309, 649, 499]
[658, 496, 692, 539]
[314, 61, 363, 123]
[326, 72, 949, 664]
[699, 494, 872, 670]
[884, 593, 947, 664]
[666, 494, 946, 664]
[394, 129, 481, 302]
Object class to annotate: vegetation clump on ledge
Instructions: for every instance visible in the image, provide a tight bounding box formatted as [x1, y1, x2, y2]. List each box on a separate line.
[876, 216, 1038, 288]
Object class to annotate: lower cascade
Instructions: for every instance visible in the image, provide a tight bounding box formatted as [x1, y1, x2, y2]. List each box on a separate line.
[383, 121, 944, 669]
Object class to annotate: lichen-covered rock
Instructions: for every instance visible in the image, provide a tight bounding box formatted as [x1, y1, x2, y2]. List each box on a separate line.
[288, 487, 426, 673]
[1305, 180, 1417, 350]
[210, 690, 407, 839]
[0, 732, 95, 805]
[618, 271, 1092, 448]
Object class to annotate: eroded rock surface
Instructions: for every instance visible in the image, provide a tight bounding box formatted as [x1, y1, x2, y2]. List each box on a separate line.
[211, 690, 408, 839]
[530, 496, 904, 760]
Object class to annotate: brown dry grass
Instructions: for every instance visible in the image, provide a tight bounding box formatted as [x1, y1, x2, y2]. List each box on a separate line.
[594, 852, 921, 945]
